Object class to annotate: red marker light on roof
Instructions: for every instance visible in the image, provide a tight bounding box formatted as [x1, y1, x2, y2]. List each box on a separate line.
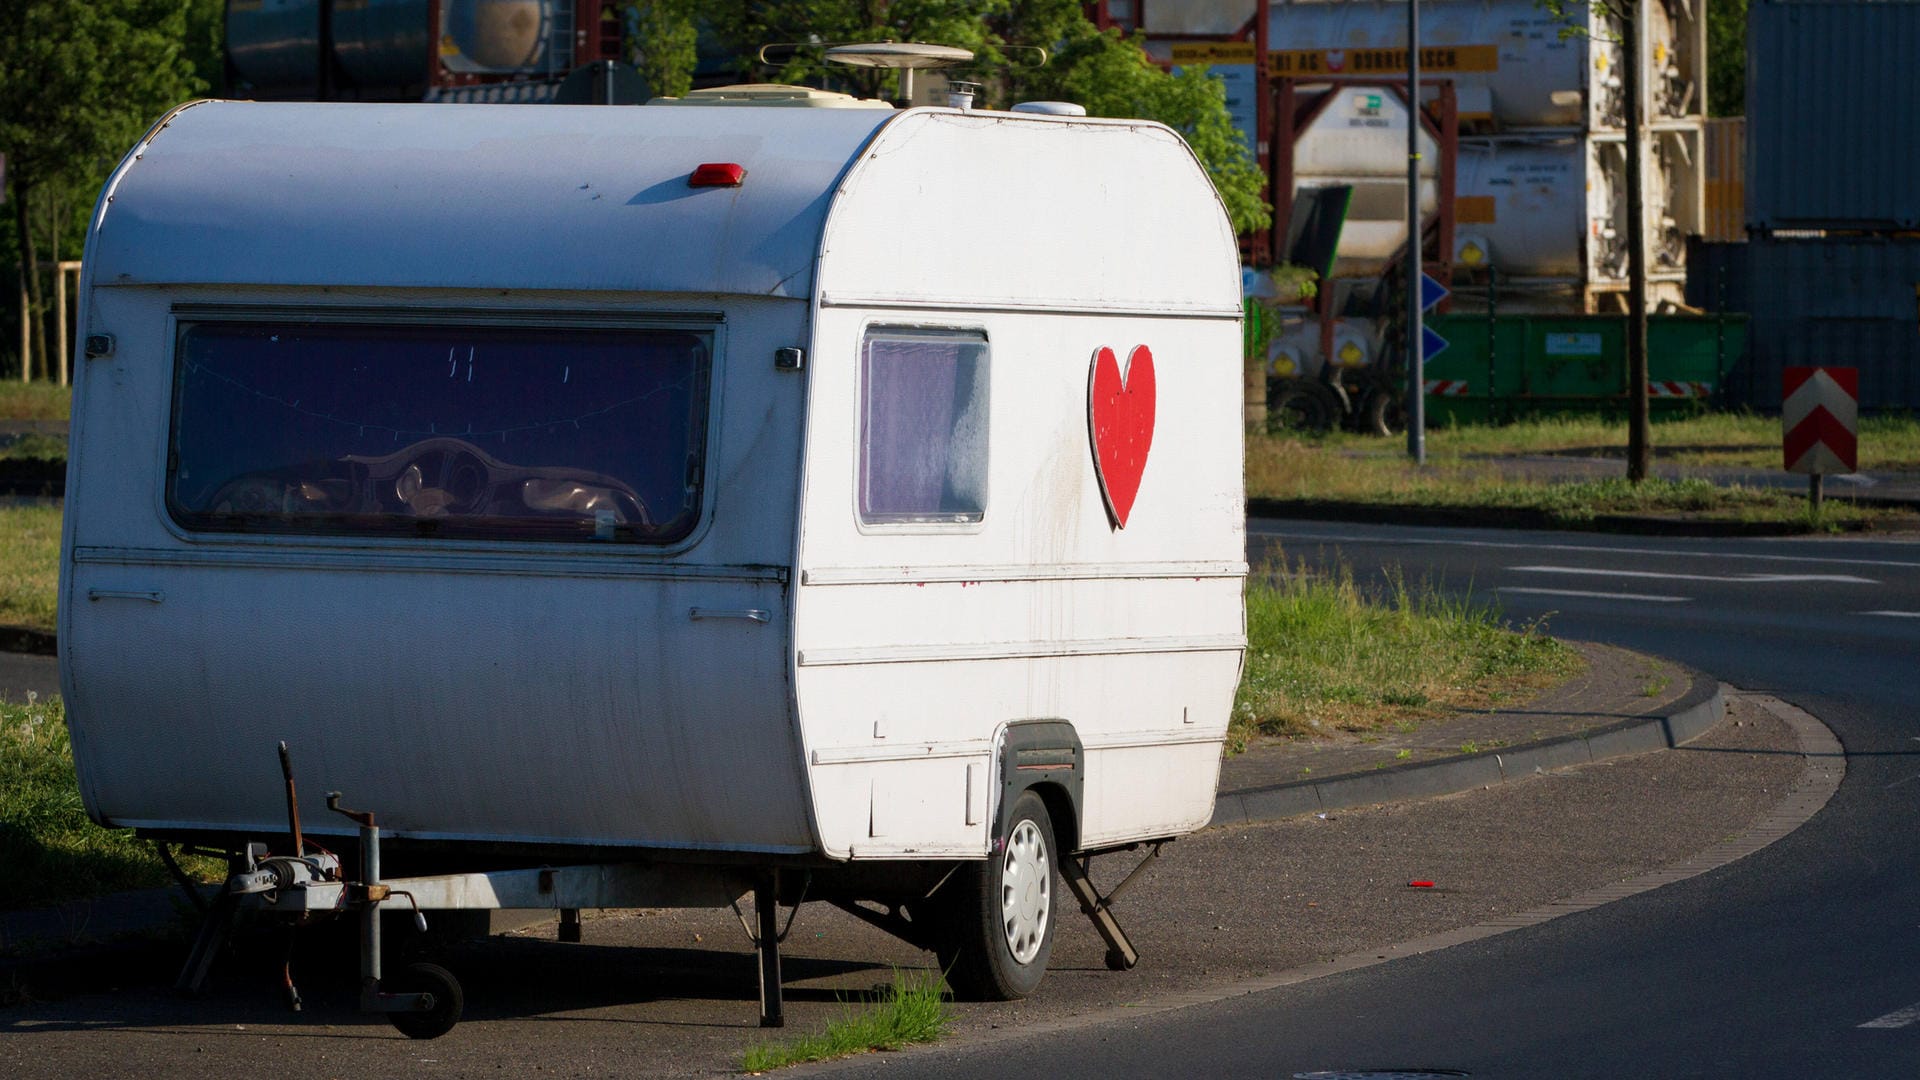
[689, 163, 746, 188]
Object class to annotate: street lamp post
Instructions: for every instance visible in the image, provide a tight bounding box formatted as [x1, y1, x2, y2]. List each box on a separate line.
[1406, 0, 1426, 464]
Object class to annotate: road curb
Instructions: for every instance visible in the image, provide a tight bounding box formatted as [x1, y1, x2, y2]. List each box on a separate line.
[1209, 669, 1724, 829]
[0, 624, 56, 656]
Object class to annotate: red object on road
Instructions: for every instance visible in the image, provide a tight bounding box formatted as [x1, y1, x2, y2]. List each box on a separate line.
[1782, 366, 1859, 475]
[1409, 880, 1436, 888]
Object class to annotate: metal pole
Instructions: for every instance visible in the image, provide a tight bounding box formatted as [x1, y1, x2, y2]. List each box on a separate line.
[1624, 0, 1650, 481]
[1405, 0, 1425, 463]
[52, 263, 67, 387]
[17, 283, 28, 383]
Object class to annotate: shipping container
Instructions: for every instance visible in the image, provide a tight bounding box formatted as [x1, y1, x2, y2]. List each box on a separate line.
[1702, 117, 1745, 243]
[1737, 237, 1920, 409]
[1747, 0, 1920, 233]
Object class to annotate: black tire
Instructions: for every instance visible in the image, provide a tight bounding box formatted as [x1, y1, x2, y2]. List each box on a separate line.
[1266, 379, 1338, 434]
[937, 791, 1059, 1001]
[1365, 388, 1408, 437]
[387, 961, 463, 1040]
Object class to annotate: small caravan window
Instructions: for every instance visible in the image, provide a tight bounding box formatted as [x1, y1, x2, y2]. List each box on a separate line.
[167, 320, 712, 544]
[859, 329, 989, 525]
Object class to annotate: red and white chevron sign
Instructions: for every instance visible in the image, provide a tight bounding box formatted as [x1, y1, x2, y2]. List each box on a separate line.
[1782, 366, 1858, 475]
[1423, 380, 1470, 397]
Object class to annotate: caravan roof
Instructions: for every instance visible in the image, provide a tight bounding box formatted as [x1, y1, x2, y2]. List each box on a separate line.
[88, 100, 1239, 314]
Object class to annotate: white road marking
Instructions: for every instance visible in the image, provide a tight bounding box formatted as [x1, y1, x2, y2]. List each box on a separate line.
[1510, 565, 1878, 585]
[1862, 610, 1920, 619]
[1859, 1003, 1920, 1029]
[1248, 523, 1920, 571]
[1495, 587, 1691, 603]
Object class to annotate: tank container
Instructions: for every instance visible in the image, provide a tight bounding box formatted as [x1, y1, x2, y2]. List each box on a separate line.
[227, 0, 324, 98]
[1291, 88, 1440, 278]
[1145, 0, 1702, 130]
[438, 0, 565, 75]
[332, 0, 433, 95]
[1453, 128, 1699, 290]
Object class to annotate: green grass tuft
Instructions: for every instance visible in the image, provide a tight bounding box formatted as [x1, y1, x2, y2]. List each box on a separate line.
[0, 503, 61, 633]
[0, 696, 221, 914]
[741, 970, 951, 1073]
[1231, 557, 1579, 749]
[0, 383, 70, 423]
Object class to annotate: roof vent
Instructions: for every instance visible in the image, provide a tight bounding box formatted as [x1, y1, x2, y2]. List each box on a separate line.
[649, 83, 892, 109]
[1011, 101, 1087, 117]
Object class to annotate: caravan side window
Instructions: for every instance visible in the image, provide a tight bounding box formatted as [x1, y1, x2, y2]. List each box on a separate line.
[166, 319, 712, 544]
[858, 329, 989, 526]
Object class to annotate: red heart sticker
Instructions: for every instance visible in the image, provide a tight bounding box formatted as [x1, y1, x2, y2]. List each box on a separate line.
[1088, 345, 1156, 529]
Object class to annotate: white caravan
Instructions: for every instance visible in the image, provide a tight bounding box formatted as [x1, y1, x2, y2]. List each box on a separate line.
[59, 89, 1247, 1035]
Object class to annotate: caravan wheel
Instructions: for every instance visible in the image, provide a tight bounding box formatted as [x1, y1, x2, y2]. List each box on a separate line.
[938, 791, 1058, 1001]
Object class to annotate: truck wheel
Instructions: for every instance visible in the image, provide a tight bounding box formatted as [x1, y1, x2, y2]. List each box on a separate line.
[387, 961, 464, 1039]
[938, 791, 1058, 1001]
[1267, 380, 1337, 434]
[1365, 389, 1407, 437]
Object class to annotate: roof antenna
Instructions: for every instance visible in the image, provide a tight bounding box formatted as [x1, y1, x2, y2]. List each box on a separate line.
[822, 42, 974, 106]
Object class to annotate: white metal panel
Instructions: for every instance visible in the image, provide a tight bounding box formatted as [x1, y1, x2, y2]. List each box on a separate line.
[88, 99, 894, 297]
[817, 111, 1242, 317]
[793, 293, 1246, 857]
[61, 285, 820, 852]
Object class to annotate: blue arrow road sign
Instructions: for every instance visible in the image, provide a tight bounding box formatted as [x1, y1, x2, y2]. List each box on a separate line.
[1422, 325, 1450, 363]
[1420, 271, 1449, 314]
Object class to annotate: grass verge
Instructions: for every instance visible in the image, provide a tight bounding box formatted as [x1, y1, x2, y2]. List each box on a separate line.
[0, 433, 66, 462]
[0, 503, 60, 634]
[0, 695, 221, 914]
[741, 970, 950, 1073]
[0, 383, 70, 423]
[1232, 559, 1581, 750]
[1311, 411, 1920, 472]
[1247, 436, 1912, 530]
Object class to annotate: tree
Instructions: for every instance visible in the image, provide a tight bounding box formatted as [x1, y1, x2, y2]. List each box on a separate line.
[0, 0, 203, 379]
[627, 0, 700, 99]
[1040, 30, 1270, 234]
[699, 2, 1269, 234]
[1706, 0, 1745, 116]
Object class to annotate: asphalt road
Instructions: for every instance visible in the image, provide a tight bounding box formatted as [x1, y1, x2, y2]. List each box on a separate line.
[816, 521, 1920, 1079]
[0, 650, 56, 702]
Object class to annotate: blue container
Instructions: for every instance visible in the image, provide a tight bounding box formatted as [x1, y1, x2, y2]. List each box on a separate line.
[332, 0, 433, 97]
[1747, 0, 1920, 232]
[226, 0, 324, 98]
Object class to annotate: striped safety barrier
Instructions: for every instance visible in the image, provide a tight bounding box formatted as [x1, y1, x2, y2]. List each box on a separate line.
[1648, 381, 1714, 398]
[1423, 380, 1470, 396]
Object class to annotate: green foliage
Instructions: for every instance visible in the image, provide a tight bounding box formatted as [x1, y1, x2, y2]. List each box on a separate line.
[0, 0, 204, 199]
[626, 0, 700, 99]
[1030, 31, 1271, 234]
[707, 0, 1009, 99]
[704, 4, 1270, 234]
[740, 970, 951, 1071]
[1, 0, 206, 380]
[1707, 0, 1745, 116]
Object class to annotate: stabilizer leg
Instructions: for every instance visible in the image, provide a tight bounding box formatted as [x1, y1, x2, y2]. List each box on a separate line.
[755, 875, 784, 1028]
[176, 892, 240, 994]
[1059, 842, 1165, 972]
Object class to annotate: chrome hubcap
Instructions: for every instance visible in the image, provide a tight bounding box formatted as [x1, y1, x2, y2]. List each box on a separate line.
[1000, 819, 1051, 964]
